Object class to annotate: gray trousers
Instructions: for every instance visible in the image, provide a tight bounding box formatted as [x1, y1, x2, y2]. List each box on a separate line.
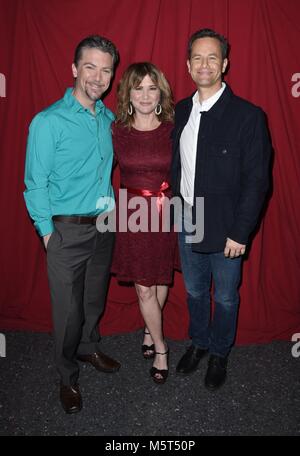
[46, 221, 115, 385]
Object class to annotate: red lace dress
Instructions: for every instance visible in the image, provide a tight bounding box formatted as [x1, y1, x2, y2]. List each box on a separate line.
[111, 122, 177, 286]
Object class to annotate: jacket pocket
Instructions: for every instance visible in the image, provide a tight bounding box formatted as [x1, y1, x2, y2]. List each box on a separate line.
[204, 142, 240, 193]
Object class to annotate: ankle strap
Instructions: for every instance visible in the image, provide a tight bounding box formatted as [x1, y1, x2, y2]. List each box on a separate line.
[155, 349, 169, 356]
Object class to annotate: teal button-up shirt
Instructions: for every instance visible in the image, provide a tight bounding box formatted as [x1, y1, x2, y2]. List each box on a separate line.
[24, 88, 115, 236]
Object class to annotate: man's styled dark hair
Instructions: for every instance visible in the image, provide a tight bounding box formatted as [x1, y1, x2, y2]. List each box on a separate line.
[187, 28, 229, 60]
[73, 35, 119, 67]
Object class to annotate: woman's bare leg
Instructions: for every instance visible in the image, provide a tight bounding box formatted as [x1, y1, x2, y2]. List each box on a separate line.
[136, 284, 168, 373]
[144, 285, 168, 349]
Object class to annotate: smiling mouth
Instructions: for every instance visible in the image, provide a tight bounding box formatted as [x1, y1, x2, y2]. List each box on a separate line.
[89, 83, 103, 90]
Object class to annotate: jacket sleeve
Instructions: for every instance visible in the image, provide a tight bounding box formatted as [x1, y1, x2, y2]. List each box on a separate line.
[228, 108, 271, 244]
[23, 113, 56, 236]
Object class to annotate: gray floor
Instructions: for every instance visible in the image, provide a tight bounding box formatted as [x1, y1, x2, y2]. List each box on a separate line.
[0, 331, 299, 436]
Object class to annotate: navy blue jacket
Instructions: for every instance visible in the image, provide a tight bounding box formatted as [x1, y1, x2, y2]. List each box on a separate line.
[171, 85, 271, 253]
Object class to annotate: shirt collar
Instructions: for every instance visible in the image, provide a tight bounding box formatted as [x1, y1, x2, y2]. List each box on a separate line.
[63, 87, 106, 114]
[192, 82, 226, 113]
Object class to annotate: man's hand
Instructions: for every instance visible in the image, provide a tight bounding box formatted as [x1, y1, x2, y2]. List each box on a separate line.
[224, 238, 246, 258]
[43, 233, 52, 249]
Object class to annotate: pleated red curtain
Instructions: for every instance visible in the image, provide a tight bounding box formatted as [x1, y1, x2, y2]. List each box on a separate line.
[0, 0, 299, 343]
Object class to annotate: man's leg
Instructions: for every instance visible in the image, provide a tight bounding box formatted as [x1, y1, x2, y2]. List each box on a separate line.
[204, 252, 242, 390]
[78, 229, 115, 354]
[210, 252, 242, 358]
[47, 222, 95, 386]
[77, 228, 120, 372]
[176, 212, 211, 374]
[178, 234, 211, 349]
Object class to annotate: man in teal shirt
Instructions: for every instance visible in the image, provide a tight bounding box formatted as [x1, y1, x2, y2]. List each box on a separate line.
[24, 35, 120, 414]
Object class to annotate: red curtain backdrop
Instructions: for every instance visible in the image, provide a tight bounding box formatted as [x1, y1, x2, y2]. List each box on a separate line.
[0, 0, 300, 343]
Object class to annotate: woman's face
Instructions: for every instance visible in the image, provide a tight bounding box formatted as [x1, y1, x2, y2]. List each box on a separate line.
[130, 74, 161, 116]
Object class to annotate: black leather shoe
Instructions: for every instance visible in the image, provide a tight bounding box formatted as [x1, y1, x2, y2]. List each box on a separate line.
[204, 355, 228, 390]
[60, 384, 82, 414]
[77, 351, 121, 373]
[176, 345, 208, 374]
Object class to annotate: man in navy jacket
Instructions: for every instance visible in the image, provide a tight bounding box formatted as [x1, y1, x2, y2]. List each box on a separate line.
[172, 29, 271, 389]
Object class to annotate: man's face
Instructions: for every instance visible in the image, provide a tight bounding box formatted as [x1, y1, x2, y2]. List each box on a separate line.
[187, 37, 228, 90]
[72, 48, 113, 102]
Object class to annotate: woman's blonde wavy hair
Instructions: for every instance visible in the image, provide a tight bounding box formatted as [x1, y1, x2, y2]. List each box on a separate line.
[116, 62, 174, 128]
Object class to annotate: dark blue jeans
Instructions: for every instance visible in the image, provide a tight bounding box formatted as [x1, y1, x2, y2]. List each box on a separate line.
[178, 212, 242, 358]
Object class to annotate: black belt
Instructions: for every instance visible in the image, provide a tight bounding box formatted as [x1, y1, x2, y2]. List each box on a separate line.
[52, 215, 98, 225]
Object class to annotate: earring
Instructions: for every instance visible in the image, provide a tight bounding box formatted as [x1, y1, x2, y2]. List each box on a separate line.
[128, 102, 133, 116]
[155, 103, 162, 115]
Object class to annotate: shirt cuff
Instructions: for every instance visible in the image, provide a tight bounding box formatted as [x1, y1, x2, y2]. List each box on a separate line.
[36, 219, 55, 237]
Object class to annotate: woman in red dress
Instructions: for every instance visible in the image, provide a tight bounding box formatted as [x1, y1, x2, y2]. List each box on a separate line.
[112, 62, 177, 384]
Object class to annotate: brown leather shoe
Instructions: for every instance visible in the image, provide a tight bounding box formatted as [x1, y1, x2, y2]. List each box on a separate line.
[60, 384, 82, 414]
[77, 351, 121, 373]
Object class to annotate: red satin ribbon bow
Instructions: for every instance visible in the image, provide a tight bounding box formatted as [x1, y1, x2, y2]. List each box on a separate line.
[124, 181, 170, 213]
